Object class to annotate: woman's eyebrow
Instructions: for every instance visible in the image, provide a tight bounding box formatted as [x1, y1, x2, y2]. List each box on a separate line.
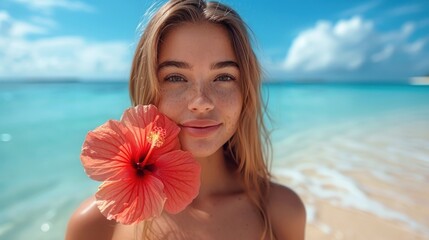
[158, 60, 191, 71]
[157, 60, 239, 71]
[211, 60, 239, 70]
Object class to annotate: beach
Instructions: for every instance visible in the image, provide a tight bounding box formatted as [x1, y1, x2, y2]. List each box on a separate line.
[1, 82, 428, 239]
[272, 107, 429, 239]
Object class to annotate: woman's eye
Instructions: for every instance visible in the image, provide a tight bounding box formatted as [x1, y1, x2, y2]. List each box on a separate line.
[215, 75, 235, 82]
[165, 75, 186, 82]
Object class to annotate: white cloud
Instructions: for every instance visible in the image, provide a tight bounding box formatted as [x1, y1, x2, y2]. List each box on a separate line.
[284, 16, 373, 72]
[30, 16, 58, 29]
[2, 37, 131, 78]
[11, 0, 94, 13]
[0, 11, 9, 22]
[387, 4, 421, 17]
[403, 39, 427, 54]
[339, 1, 381, 17]
[282, 15, 427, 78]
[0, 10, 47, 37]
[0, 11, 132, 80]
[371, 44, 394, 62]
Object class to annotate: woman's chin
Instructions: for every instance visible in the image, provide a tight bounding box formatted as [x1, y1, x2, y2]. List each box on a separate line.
[185, 148, 218, 159]
[180, 139, 223, 159]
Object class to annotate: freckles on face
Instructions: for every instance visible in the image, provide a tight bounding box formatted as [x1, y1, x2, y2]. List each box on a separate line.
[158, 86, 187, 113]
[155, 22, 243, 157]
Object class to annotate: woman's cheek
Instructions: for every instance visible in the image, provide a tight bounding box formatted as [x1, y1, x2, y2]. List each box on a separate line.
[158, 87, 187, 119]
[211, 84, 242, 108]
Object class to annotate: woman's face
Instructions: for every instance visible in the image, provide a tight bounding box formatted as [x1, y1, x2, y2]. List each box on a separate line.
[157, 22, 243, 158]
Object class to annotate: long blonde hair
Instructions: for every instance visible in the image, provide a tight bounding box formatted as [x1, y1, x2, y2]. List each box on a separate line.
[129, 0, 273, 239]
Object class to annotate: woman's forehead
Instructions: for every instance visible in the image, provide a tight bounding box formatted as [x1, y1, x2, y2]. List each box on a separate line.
[158, 22, 237, 64]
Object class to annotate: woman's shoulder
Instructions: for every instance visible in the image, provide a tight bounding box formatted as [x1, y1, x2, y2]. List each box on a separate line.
[267, 182, 306, 240]
[66, 196, 117, 240]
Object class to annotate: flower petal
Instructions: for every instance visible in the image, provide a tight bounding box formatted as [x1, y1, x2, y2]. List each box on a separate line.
[153, 150, 201, 214]
[95, 174, 166, 224]
[121, 105, 181, 160]
[81, 120, 137, 181]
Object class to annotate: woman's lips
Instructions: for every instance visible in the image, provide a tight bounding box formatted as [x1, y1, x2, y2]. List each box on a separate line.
[180, 119, 222, 138]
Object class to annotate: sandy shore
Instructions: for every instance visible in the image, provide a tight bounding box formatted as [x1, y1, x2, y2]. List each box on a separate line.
[305, 202, 427, 240]
[272, 109, 429, 240]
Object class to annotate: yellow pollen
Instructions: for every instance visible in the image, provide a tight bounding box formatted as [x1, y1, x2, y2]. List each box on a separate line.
[147, 126, 165, 148]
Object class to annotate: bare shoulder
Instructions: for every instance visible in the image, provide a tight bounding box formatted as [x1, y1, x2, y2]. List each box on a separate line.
[267, 182, 306, 240]
[66, 196, 117, 240]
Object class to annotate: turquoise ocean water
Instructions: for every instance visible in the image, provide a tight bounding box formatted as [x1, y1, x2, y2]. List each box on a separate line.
[1, 82, 428, 239]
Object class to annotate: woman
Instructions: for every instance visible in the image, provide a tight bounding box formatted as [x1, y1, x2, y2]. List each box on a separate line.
[66, 0, 305, 239]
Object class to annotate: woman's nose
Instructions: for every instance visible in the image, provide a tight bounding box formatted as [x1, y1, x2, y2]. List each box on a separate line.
[187, 84, 214, 113]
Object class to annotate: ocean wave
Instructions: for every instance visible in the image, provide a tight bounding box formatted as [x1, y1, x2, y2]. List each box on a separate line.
[272, 108, 429, 236]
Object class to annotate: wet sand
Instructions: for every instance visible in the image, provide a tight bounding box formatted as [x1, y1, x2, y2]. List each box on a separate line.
[272, 108, 429, 239]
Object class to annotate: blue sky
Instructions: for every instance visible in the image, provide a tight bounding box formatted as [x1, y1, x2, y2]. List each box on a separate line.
[0, 0, 428, 82]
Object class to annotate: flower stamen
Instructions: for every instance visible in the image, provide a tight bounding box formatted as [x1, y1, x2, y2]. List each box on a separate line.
[147, 126, 166, 148]
[140, 123, 166, 165]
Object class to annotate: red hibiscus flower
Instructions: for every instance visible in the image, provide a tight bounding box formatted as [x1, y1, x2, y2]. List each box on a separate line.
[81, 104, 201, 224]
